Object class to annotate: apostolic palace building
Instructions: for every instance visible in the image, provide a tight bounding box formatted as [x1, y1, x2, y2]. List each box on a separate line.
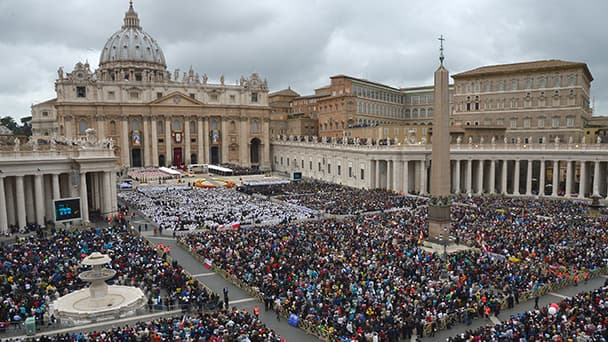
[0, 1, 604, 235]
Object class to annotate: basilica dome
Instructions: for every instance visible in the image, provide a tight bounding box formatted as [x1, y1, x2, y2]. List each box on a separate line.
[99, 2, 166, 69]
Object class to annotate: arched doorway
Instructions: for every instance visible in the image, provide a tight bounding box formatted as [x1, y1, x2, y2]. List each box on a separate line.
[210, 146, 220, 165]
[250, 138, 261, 165]
[191, 153, 198, 164]
[131, 148, 142, 167]
[159, 155, 165, 167]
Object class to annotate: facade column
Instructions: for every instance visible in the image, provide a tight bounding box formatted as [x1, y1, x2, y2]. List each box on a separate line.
[578, 161, 587, 199]
[34, 174, 45, 226]
[197, 119, 204, 164]
[525, 160, 533, 196]
[465, 159, 472, 194]
[80, 172, 89, 223]
[239, 118, 249, 166]
[143, 118, 151, 166]
[552, 160, 559, 197]
[593, 160, 601, 197]
[261, 118, 271, 170]
[0, 177, 7, 235]
[501, 160, 508, 195]
[103, 172, 112, 218]
[151, 118, 159, 166]
[15, 176, 26, 229]
[165, 118, 172, 166]
[184, 119, 192, 165]
[565, 161, 573, 197]
[24, 176, 34, 222]
[420, 160, 427, 195]
[375, 160, 381, 189]
[121, 118, 130, 167]
[539, 161, 546, 196]
[221, 119, 229, 164]
[203, 118, 210, 164]
[476, 160, 484, 195]
[454, 160, 461, 193]
[52, 173, 61, 200]
[513, 160, 521, 195]
[489, 160, 496, 194]
[403, 160, 409, 194]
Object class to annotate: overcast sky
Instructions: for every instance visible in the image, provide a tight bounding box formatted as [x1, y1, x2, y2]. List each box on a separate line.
[1, 0, 607, 119]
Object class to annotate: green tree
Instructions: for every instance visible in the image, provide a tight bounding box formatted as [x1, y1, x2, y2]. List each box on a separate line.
[0, 116, 18, 131]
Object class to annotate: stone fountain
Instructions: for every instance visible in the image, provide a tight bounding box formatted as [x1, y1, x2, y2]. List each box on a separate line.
[52, 252, 146, 324]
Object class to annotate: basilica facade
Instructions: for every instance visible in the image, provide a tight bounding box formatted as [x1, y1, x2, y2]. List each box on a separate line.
[32, 2, 271, 170]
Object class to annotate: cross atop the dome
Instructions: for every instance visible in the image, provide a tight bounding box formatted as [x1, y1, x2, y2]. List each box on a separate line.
[438, 35, 445, 65]
[123, 0, 141, 29]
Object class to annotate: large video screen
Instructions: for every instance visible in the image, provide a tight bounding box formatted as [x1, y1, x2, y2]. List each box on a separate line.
[53, 197, 82, 222]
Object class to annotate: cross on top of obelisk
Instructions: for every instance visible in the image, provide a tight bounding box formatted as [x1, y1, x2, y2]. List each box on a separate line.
[438, 35, 445, 65]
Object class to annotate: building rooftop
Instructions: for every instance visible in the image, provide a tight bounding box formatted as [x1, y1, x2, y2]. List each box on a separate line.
[453, 59, 593, 81]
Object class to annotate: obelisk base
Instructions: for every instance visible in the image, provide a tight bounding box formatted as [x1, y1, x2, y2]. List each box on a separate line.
[428, 204, 451, 243]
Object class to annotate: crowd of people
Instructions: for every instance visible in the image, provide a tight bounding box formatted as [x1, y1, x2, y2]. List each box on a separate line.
[176, 195, 608, 340]
[6, 309, 282, 341]
[449, 285, 608, 341]
[219, 163, 265, 176]
[0, 225, 209, 327]
[239, 179, 425, 214]
[128, 168, 178, 183]
[118, 186, 317, 231]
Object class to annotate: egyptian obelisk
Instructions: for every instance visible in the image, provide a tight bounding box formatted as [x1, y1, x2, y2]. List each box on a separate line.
[428, 35, 451, 242]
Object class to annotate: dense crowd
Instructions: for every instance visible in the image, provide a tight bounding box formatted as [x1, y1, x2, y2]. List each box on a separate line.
[219, 163, 265, 176]
[6, 310, 281, 342]
[449, 286, 608, 341]
[177, 196, 608, 340]
[239, 179, 425, 214]
[128, 168, 177, 182]
[0, 225, 208, 326]
[119, 186, 317, 231]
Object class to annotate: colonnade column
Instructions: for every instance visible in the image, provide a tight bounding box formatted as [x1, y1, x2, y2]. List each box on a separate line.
[386, 160, 393, 191]
[52, 173, 61, 200]
[394, 160, 402, 193]
[593, 160, 601, 197]
[539, 161, 546, 196]
[110, 171, 118, 214]
[34, 174, 45, 226]
[551, 160, 559, 197]
[513, 160, 520, 195]
[165, 118, 172, 166]
[578, 161, 586, 199]
[151, 118, 158, 167]
[143, 118, 151, 166]
[121, 118, 130, 167]
[15, 176, 26, 229]
[403, 161, 409, 194]
[80, 172, 89, 223]
[525, 160, 533, 196]
[454, 160, 461, 193]
[476, 160, 484, 195]
[501, 161, 508, 195]
[5, 178, 15, 226]
[0, 177, 7, 234]
[197, 119, 204, 164]
[419, 160, 427, 195]
[375, 160, 381, 189]
[103, 172, 112, 218]
[565, 161, 573, 197]
[489, 160, 496, 194]
[239, 118, 249, 166]
[465, 159, 472, 194]
[184, 119, 191, 165]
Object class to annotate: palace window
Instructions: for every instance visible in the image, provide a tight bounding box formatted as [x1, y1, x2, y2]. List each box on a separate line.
[552, 117, 560, 128]
[511, 80, 518, 90]
[157, 92, 163, 99]
[523, 118, 530, 128]
[130, 91, 139, 100]
[566, 117, 575, 128]
[108, 91, 115, 100]
[79, 119, 88, 134]
[76, 86, 86, 98]
[189, 93, 195, 99]
[190, 121, 196, 134]
[210, 94, 218, 102]
[538, 118, 545, 128]
[251, 92, 258, 103]
[230, 95, 236, 103]
[510, 119, 517, 128]
[251, 119, 260, 134]
[132, 119, 140, 131]
[173, 119, 182, 131]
